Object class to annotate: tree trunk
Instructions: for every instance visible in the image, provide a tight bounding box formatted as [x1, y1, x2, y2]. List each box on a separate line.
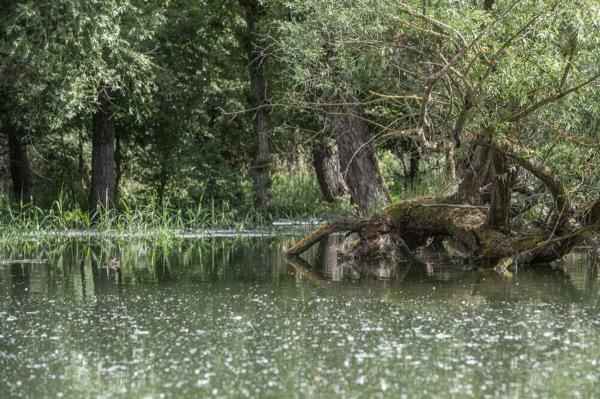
[115, 127, 123, 203]
[6, 126, 32, 202]
[157, 156, 168, 209]
[447, 144, 457, 180]
[89, 93, 116, 216]
[241, 0, 270, 210]
[407, 140, 421, 185]
[285, 197, 584, 266]
[312, 138, 347, 202]
[455, 144, 492, 204]
[333, 104, 389, 215]
[487, 150, 515, 229]
[78, 127, 86, 177]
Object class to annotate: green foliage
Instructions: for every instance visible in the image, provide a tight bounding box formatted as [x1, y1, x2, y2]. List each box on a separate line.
[1, 0, 599, 229]
[269, 158, 352, 219]
[0, 159, 352, 236]
[274, 0, 406, 98]
[124, 0, 253, 207]
[0, 188, 255, 238]
[2, 0, 164, 128]
[378, 150, 452, 201]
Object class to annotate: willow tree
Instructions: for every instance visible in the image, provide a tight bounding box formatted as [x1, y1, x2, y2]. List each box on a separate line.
[284, 0, 600, 268]
[274, 1, 403, 215]
[2, 0, 162, 215]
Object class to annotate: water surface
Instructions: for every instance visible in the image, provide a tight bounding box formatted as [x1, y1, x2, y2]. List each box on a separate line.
[1, 237, 599, 398]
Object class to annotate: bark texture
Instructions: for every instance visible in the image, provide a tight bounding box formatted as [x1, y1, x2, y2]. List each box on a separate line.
[115, 127, 123, 203]
[407, 142, 421, 185]
[333, 104, 389, 215]
[486, 150, 514, 229]
[6, 126, 32, 201]
[241, 0, 270, 209]
[89, 93, 116, 216]
[455, 144, 491, 204]
[312, 138, 347, 202]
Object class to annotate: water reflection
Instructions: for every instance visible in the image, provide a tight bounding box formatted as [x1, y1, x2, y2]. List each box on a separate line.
[0, 237, 599, 398]
[295, 237, 599, 305]
[0, 237, 598, 306]
[0, 237, 598, 305]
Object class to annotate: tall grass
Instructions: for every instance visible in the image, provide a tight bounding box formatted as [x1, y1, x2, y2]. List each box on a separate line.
[0, 191, 271, 240]
[0, 166, 347, 239]
[269, 161, 351, 220]
[0, 152, 450, 239]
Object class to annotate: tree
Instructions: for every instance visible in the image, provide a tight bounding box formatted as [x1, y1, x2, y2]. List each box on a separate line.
[272, 0, 401, 214]
[2, 0, 163, 215]
[1, 2, 33, 201]
[285, 0, 600, 267]
[3, 123, 32, 202]
[312, 136, 347, 202]
[89, 92, 117, 212]
[241, 0, 271, 209]
[125, 0, 251, 209]
[331, 103, 389, 214]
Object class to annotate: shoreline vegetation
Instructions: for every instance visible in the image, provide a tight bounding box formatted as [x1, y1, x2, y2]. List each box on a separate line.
[0, 164, 343, 239]
[0, 155, 449, 241]
[1, 0, 599, 267]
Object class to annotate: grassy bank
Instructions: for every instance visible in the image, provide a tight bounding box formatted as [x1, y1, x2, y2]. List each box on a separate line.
[0, 169, 350, 240]
[0, 153, 451, 240]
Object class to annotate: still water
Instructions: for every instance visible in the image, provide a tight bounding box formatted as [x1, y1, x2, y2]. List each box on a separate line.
[1, 236, 599, 398]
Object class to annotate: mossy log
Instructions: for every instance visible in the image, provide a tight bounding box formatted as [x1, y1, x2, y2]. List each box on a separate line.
[285, 142, 600, 268]
[284, 196, 590, 267]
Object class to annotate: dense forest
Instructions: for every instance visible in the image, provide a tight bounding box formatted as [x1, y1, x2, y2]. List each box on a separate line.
[1, 0, 599, 264]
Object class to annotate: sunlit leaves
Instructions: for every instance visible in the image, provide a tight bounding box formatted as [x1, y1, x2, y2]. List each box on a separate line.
[1, 0, 166, 129]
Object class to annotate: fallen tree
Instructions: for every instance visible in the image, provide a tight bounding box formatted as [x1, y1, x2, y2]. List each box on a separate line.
[285, 141, 600, 270]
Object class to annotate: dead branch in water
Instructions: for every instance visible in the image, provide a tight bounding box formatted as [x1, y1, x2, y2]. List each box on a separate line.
[284, 218, 369, 257]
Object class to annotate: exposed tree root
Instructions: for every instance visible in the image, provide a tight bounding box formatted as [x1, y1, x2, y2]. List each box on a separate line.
[286, 184, 597, 269]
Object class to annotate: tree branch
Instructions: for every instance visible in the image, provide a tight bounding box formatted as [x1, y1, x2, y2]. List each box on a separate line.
[508, 71, 600, 122]
[474, 140, 571, 225]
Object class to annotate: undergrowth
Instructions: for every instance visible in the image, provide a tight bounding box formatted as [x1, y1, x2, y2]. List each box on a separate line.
[0, 152, 450, 240]
[0, 164, 352, 239]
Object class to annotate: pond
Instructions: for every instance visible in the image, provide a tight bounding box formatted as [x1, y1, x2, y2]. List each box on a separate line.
[1, 236, 599, 398]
